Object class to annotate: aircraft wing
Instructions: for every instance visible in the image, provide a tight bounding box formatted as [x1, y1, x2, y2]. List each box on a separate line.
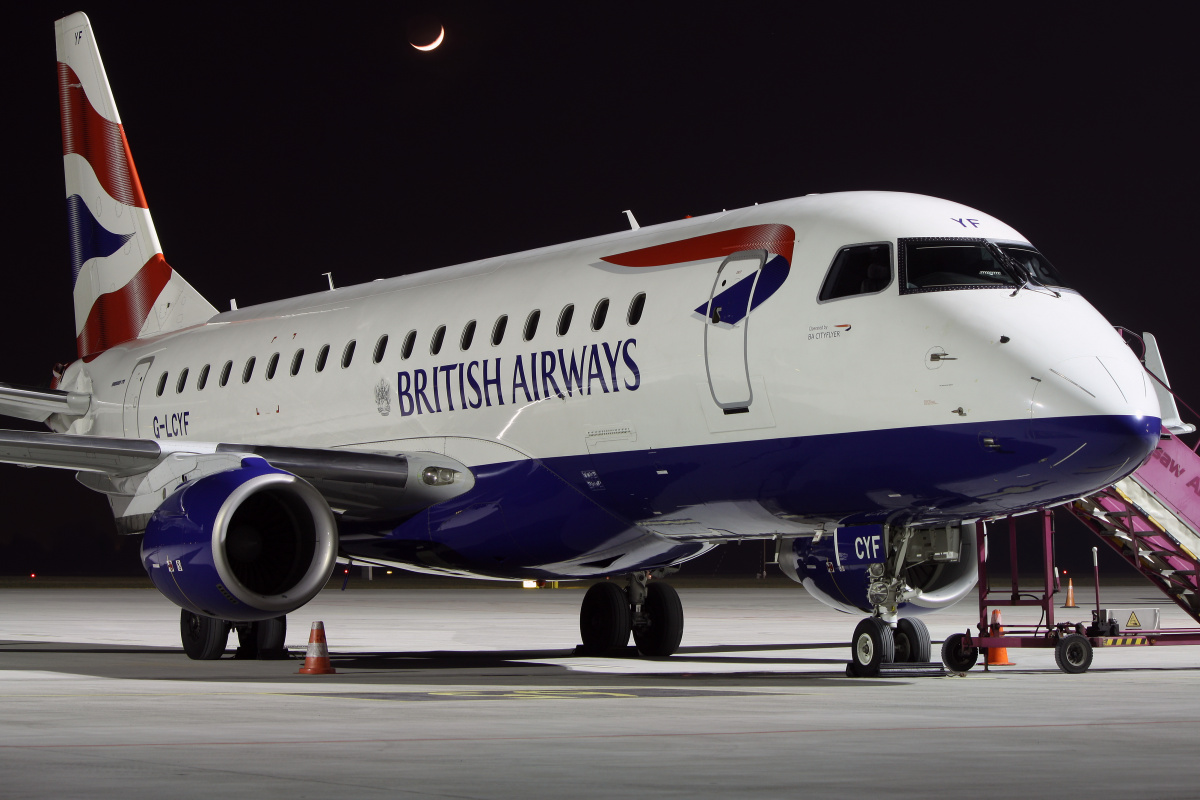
[0, 428, 472, 527]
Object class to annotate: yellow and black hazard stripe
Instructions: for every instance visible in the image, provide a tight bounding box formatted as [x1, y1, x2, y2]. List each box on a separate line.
[1101, 637, 1150, 646]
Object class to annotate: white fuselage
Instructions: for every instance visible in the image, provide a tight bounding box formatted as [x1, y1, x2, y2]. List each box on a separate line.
[54, 191, 1158, 576]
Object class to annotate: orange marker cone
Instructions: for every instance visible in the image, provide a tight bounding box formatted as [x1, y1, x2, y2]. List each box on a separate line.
[1063, 578, 1078, 608]
[297, 621, 337, 674]
[986, 609, 1016, 666]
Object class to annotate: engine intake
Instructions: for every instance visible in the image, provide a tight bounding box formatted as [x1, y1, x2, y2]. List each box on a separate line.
[141, 458, 338, 621]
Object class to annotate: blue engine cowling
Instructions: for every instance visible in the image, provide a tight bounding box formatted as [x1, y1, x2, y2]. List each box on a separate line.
[140, 457, 338, 622]
[778, 524, 978, 616]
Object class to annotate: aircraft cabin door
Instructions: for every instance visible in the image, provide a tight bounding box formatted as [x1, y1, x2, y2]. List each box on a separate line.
[704, 250, 765, 411]
[122, 359, 152, 437]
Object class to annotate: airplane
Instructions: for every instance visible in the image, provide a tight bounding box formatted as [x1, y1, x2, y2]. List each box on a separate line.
[0, 12, 1169, 676]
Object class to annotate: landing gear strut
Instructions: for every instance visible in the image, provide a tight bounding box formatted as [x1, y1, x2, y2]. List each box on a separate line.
[578, 571, 684, 657]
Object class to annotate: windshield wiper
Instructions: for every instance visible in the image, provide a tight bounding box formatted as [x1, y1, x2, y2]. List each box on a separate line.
[985, 241, 1060, 298]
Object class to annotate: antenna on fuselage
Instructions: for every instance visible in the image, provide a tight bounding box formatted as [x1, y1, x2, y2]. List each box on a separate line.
[622, 210, 640, 231]
[322, 272, 335, 290]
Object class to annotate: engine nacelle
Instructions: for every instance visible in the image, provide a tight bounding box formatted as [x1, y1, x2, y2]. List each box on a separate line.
[779, 523, 977, 616]
[141, 457, 338, 622]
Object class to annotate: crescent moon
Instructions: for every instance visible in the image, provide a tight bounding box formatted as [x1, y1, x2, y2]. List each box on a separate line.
[412, 26, 444, 52]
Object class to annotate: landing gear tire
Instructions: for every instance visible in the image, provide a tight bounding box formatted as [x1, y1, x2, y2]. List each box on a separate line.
[633, 582, 684, 657]
[941, 632, 979, 672]
[580, 582, 632, 655]
[236, 616, 288, 660]
[849, 617, 894, 677]
[894, 618, 932, 663]
[1055, 633, 1093, 674]
[180, 610, 230, 660]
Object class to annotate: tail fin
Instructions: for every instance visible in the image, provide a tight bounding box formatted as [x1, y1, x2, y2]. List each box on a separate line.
[55, 13, 216, 361]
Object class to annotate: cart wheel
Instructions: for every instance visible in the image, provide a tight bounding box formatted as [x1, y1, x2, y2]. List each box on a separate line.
[1054, 633, 1093, 674]
[941, 632, 979, 672]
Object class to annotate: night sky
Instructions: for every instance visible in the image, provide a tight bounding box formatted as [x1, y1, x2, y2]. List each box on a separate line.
[0, 4, 1195, 576]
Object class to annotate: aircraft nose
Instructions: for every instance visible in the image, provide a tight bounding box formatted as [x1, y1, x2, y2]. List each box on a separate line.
[1029, 353, 1160, 484]
[1032, 354, 1156, 421]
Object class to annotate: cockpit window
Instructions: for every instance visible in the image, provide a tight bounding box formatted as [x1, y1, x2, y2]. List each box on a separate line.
[818, 243, 893, 302]
[900, 238, 1068, 293]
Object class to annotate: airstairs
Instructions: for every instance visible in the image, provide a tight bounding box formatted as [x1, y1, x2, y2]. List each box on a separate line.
[1069, 430, 1200, 623]
[946, 331, 1200, 673]
[1068, 330, 1200, 624]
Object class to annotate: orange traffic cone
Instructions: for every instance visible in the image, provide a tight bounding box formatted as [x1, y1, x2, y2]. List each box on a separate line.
[297, 621, 337, 674]
[986, 609, 1016, 666]
[1063, 578, 1078, 608]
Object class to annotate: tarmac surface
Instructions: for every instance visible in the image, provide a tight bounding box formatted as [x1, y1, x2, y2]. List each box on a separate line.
[3, 578, 1200, 798]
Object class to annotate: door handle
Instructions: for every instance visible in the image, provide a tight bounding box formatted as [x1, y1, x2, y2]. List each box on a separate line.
[710, 306, 722, 324]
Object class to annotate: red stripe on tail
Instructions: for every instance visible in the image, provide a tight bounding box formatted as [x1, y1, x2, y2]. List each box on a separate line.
[58, 62, 148, 209]
[76, 254, 172, 359]
[601, 224, 795, 267]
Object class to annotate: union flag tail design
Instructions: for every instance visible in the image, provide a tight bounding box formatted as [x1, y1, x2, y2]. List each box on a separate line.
[55, 13, 216, 360]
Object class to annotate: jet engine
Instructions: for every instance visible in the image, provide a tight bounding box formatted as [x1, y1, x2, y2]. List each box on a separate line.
[140, 457, 338, 622]
[779, 523, 977, 615]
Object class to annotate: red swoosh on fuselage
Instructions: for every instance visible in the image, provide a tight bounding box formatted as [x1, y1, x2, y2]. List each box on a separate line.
[601, 224, 795, 267]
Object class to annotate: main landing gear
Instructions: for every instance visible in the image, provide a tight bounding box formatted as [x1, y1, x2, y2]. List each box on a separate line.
[847, 616, 932, 677]
[579, 571, 684, 657]
[179, 610, 288, 660]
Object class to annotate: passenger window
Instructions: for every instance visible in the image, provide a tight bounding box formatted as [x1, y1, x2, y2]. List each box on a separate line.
[819, 243, 892, 301]
[557, 304, 574, 336]
[373, 335, 388, 364]
[290, 349, 304, 376]
[219, 361, 232, 387]
[242, 357, 256, 383]
[401, 330, 416, 360]
[156, 372, 168, 397]
[430, 325, 446, 355]
[591, 298, 609, 331]
[523, 310, 540, 341]
[461, 320, 476, 351]
[176, 368, 189, 394]
[196, 364, 210, 391]
[491, 315, 508, 346]
[341, 340, 356, 368]
[266, 352, 280, 380]
[627, 293, 646, 325]
[315, 345, 330, 373]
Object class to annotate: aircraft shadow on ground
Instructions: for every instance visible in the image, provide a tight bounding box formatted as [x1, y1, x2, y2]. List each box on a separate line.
[327, 642, 851, 672]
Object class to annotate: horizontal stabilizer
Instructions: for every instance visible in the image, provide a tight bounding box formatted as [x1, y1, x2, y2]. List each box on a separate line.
[0, 383, 91, 423]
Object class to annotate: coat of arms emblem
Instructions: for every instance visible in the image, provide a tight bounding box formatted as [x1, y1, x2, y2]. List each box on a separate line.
[374, 379, 391, 416]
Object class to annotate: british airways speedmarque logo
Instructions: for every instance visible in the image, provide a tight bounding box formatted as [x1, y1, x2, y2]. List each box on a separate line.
[600, 223, 795, 325]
